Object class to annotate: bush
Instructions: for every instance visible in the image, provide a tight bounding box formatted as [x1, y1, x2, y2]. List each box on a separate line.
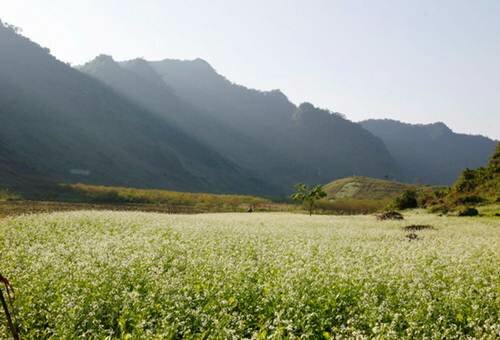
[454, 195, 484, 205]
[428, 204, 449, 214]
[458, 207, 479, 217]
[376, 211, 404, 220]
[392, 190, 418, 210]
[454, 169, 481, 193]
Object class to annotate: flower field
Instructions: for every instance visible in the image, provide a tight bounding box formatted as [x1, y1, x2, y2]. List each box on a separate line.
[0, 211, 499, 338]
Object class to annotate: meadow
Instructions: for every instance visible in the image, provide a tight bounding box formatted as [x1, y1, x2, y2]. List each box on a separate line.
[0, 211, 499, 338]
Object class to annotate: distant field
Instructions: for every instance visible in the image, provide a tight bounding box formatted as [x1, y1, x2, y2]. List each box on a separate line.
[65, 183, 271, 206]
[0, 183, 295, 218]
[1, 211, 498, 338]
[0, 182, 395, 217]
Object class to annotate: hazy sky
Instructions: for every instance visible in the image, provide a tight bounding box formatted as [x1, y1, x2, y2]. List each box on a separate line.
[1, 0, 499, 139]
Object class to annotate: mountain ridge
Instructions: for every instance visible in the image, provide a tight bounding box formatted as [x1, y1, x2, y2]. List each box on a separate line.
[0, 22, 273, 195]
[361, 118, 497, 185]
[82, 55, 399, 190]
[2, 19, 496, 195]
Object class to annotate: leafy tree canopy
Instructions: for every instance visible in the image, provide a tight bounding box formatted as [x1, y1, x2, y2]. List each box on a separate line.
[291, 183, 327, 215]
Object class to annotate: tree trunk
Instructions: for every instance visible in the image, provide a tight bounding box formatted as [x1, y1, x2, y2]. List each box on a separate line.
[309, 201, 314, 216]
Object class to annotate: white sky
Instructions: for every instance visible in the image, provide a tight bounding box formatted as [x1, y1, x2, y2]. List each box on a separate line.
[1, 0, 499, 139]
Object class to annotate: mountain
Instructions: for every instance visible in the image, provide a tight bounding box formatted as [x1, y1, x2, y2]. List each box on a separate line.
[323, 176, 419, 200]
[360, 119, 497, 185]
[82, 56, 398, 191]
[10, 18, 490, 196]
[0, 22, 270, 195]
[150, 58, 295, 143]
[0, 143, 38, 188]
[151, 59, 399, 182]
[286, 103, 397, 181]
[79, 55, 296, 192]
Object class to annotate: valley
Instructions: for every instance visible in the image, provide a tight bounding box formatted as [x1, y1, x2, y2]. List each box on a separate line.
[0, 11, 499, 339]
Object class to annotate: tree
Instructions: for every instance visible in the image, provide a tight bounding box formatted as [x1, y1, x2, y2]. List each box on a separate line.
[291, 183, 327, 215]
[392, 189, 418, 210]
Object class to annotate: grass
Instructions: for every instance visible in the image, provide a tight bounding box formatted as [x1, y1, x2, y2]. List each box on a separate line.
[1, 210, 498, 338]
[65, 183, 271, 206]
[478, 204, 500, 217]
[315, 198, 390, 214]
[0, 199, 296, 219]
[321, 177, 435, 214]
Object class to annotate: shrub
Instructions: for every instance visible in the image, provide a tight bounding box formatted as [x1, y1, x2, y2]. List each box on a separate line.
[376, 211, 404, 220]
[392, 189, 418, 210]
[428, 204, 449, 214]
[454, 195, 484, 205]
[454, 168, 481, 193]
[457, 207, 479, 217]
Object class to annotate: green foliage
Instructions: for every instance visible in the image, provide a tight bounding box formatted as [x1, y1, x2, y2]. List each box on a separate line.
[424, 143, 500, 213]
[291, 183, 327, 215]
[454, 195, 484, 205]
[319, 176, 425, 215]
[454, 144, 499, 197]
[457, 207, 479, 217]
[454, 168, 487, 193]
[477, 203, 500, 217]
[1, 211, 498, 338]
[392, 189, 418, 210]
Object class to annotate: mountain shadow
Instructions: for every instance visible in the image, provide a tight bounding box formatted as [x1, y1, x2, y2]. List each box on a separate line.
[0, 21, 272, 195]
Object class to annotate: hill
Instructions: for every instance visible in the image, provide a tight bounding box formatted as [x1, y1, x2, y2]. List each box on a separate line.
[323, 176, 418, 200]
[449, 143, 499, 203]
[0, 21, 271, 195]
[360, 119, 497, 185]
[417, 143, 499, 215]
